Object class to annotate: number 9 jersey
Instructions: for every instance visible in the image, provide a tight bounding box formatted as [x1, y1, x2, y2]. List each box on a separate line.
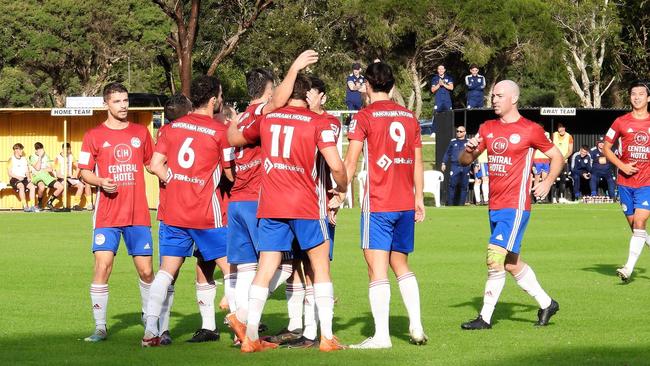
[348, 100, 422, 212]
[155, 113, 233, 229]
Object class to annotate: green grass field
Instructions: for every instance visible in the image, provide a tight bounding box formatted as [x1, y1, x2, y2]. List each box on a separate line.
[1, 205, 649, 365]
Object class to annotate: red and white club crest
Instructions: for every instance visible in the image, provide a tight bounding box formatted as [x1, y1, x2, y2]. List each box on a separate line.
[491, 137, 508, 154]
[114, 144, 132, 163]
[634, 131, 649, 146]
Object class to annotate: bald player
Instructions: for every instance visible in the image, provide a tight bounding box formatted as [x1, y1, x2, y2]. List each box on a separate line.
[459, 80, 563, 329]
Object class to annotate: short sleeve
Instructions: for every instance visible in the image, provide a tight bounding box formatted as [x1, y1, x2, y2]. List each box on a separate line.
[242, 116, 262, 144]
[220, 127, 235, 169]
[347, 111, 369, 142]
[346, 75, 355, 83]
[448, 75, 455, 83]
[605, 119, 620, 144]
[316, 117, 337, 150]
[143, 131, 154, 165]
[78, 132, 97, 170]
[568, 133, 574, 144]
[154, 127, 170, 156]
[530, 124, 555, 152]
[413, 118, 422, 148]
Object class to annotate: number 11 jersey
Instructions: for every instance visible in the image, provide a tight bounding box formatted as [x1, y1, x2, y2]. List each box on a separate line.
[242, 105, 336, 219]
[155, 113, 233, 229]
[348, 100, 422, 213]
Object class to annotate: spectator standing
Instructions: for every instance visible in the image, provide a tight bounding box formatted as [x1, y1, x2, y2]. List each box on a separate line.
[345, 63, 365, 111]
[570, 145, 592, 200]
[7, 143, 36, 211]
[442, 126, 470, 205]
[589, 137, 615, 198]
[552, 122, 574, 202]
[430, 65, 454, 112]
[465, 65, 485, 109]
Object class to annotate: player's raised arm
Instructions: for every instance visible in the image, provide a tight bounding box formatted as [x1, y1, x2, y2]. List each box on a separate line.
[459, 135, 482, 166]
[263, 50, 319, 114]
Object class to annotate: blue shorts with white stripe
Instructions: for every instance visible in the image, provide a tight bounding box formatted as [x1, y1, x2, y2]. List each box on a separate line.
[488, 209, 531, 254]
[360, 210, 415, 254]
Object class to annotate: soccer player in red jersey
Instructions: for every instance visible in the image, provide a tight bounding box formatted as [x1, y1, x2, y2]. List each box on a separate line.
[337, 62, 427, 349]
[153, 93, 193, 346]
[602, 81, 650, 282]
[228, 74, 347, 353]
[459, 80, 564, 330]
[224, 51, 318, 342]
[78, 83, 155, 342]
[142, 76, 234, 346]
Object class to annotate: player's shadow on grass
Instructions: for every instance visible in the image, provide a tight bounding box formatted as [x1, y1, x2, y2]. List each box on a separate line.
[581, 263, 649, 283]
[450, 297, 539, 325]
[336, 313, 412, 343]
[110, 312, 146, 336]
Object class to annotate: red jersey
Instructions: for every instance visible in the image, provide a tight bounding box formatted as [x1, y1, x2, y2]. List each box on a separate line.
[78, 122, 154, 228]
[605, 113, 650, 188]
[348, 100, 422, 213]
[156, 123, 172, 222]
[316, 113, 342, 218]
[242, 105, 337, 219]
[476, 117, 554, 211]
[230, 103, 265, 202]
[155, 114, 233, 229]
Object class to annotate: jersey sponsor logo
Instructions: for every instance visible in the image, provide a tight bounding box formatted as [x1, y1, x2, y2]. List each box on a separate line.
[634, 131, 649, 146]
[377, 154, 393, 171]
[371, 110, 414, 118]
[95, 233, 106, 245]
[491, 137, 508, 155]
[236, 158, 261, 172]
[266, 112, 312, 122]
[130, 137, 141, 148]
[509, 133, 521, 144]
[264, 158, 273, 173]
[171, 171, 206, 186]
[79, 151, 90, 165]
[113, 144, 132, 163]
[172, 122, 216, 136]
[102, 141, 112, 148]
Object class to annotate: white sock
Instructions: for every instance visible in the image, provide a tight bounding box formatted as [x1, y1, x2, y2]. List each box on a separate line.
[482, 181, 489, 201]
[90, 284, 109, 331]
[302, 285, 318, 340]
[246, 285, 269, 341]
[159, 285, 175, 333]
[369, 279, 390, 341]
[479, 270, 506, 324]
[145, 270, 174, 335]
[314, 282, 334, 340]
[196, 282, 217, 331]
[286, 282, 306, 331]
[397, 272, 423, 331]
[514, 265, 552, 309]
[269, 263, 293, 293]
[625, 229, 647, 271]
[235, 264, 257, 323]
[474, 182, 481, 202]
[224, 273, 237, 313]
[139, 279, 151, 316]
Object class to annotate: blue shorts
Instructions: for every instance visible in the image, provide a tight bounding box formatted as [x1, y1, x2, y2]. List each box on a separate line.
[361, 210, 415, 254]
[533, 162, 550, 175]
[294, 219, 336, 261]
[92, 226, 153, 256]
[227, 201, 260, 264]
[488, 209, 531, 254]
[476, 163, 488, 179]
[160, 224, 227, 261]
[258, 218, 328, 252]
[618, 185, 650, 216]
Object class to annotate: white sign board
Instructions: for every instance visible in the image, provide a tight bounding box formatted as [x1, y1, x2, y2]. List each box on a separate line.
[66, 96, 104, 108]
[540, 107, 576, 116]
[50, 108, 94, 116]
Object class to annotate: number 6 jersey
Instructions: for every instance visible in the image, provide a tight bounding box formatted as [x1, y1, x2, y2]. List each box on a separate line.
[242, 105, 337, 219]
[155, 113, 233, 229]
[348, 100, 422, 213]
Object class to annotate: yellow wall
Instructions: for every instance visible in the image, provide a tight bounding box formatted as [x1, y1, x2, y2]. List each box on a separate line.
[0, 108, 162, 210]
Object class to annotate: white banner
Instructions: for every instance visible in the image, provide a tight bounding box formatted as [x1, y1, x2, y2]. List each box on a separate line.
[50, 108, 93, 116]
[540, 107, 576, 116]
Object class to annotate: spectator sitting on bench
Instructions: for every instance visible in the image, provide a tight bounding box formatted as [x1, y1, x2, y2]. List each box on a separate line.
[7, 143, 37, 212]
[29, 142, 63, 210]
[55, 143, 93, 211]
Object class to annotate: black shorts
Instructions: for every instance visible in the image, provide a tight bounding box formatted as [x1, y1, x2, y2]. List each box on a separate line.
[9, 177, 29, 191]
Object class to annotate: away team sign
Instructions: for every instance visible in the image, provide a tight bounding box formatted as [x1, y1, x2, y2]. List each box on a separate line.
[50, 108, 93, 116]
[540, 107, 576, 116]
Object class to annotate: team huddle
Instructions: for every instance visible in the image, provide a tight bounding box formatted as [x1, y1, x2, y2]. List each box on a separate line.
[75, 49, 650, 352]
